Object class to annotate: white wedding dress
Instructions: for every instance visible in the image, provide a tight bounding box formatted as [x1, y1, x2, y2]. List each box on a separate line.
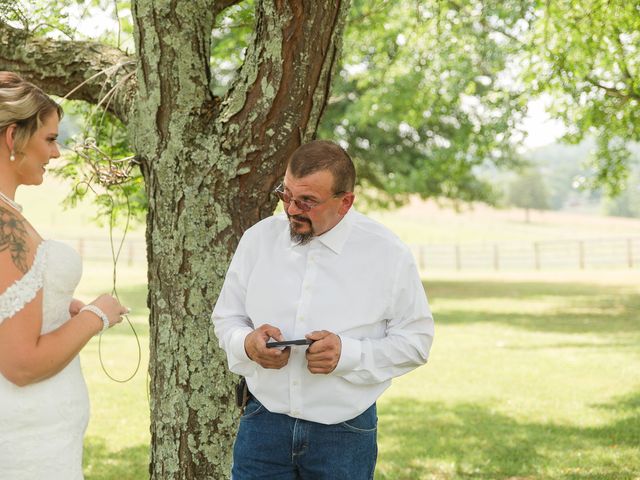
[0, 240, 90, 479]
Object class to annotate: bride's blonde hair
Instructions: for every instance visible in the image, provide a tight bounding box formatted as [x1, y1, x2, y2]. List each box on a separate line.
[0, 71, 63, 155]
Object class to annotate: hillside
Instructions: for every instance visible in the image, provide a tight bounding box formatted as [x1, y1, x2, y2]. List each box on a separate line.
[18, 173, 640, 247]
[370, 198, 640, 245]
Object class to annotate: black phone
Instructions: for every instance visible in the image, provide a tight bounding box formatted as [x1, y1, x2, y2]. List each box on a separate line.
[266, 339, 314, 348]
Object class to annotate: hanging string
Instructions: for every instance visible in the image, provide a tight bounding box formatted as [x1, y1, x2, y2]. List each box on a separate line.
[66, 142, 142, 383]
[99, 187, 142, 383]
[59, 64, 146, 390]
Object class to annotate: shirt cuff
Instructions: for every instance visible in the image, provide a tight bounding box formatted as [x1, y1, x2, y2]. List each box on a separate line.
[332, 335, 362, 376]
[229, 328, 254, 364]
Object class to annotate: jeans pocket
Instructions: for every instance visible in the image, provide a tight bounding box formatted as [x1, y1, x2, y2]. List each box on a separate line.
[241, 397, 265, 420]
[340, 403, 377, 433]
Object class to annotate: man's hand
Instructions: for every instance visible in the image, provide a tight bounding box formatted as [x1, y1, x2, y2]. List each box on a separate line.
[305, 330, 341, 374]
[244, 324, 291, 369]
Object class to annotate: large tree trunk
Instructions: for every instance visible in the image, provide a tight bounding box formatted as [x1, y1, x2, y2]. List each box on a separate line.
[0, 0, 349, 476]
[131, 1, 350, 478]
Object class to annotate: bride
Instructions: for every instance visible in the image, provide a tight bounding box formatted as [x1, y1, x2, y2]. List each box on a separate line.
[0, 71, 128, 479]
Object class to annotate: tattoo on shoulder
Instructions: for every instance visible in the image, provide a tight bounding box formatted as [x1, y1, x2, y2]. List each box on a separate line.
[0, 206, 30, 274]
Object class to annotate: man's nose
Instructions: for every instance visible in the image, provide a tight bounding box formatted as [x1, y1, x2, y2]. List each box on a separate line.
[286, 200, 303, 215]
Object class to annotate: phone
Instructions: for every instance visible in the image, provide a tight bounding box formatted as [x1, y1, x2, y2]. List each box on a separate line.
[266, 339, 314, 348]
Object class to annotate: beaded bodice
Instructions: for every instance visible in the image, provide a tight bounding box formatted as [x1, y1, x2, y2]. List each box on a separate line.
[0, 240, 82, 331]
[0, 239, 88, 480]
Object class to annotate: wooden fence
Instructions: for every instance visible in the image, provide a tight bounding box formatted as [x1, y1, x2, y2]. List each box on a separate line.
[58, 236, 640, 271]
[57, 236, 147, 266]
[411, 237, 640, 271]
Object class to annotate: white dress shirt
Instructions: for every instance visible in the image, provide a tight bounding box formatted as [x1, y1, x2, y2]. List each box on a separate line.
[212, 209, 434, 424]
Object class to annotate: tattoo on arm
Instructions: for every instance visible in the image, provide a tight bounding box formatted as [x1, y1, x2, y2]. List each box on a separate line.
[0, 206, 30, 274]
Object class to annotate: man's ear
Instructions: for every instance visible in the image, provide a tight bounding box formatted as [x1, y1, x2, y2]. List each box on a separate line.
[338, 192, 355, 215]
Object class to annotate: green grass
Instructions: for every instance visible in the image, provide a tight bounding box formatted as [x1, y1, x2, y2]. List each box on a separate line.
[75, 261, 150, 479]
[19, 177, 640, 478]
[74, 266, 640, 479]
[376, 273, 640, 480]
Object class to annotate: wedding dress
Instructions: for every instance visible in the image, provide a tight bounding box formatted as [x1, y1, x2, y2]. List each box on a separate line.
[0, 240, 90, 479]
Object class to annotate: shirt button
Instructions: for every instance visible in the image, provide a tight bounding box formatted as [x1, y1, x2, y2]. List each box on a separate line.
[292, 410, 300, 416]
[292, 380, 299, 386]
[299, 316, 304, 322]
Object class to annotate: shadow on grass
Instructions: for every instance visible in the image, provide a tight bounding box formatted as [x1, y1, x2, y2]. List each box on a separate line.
[435, 307, 640, 336]
[84, 436, 148, 480]
[377, 391, 640, 480]
[425, 280, 638, 301]
[426, 280, 640, 336]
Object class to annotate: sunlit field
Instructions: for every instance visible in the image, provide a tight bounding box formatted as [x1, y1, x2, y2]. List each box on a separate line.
[73, 267, 640, 480]
[376, 271, 640, 480]
[19, 176, 640, 479]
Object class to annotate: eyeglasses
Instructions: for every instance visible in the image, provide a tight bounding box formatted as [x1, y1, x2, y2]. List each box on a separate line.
[273, 183, 346, 212]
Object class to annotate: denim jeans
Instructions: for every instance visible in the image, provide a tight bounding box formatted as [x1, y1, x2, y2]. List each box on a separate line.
[232, 397, 378, 480]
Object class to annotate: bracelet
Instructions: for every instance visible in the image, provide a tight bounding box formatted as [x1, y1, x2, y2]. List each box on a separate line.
[80, 305, 109, 334]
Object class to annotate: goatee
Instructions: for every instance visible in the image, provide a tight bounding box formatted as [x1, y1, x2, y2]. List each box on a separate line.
[290, 226, 314, 245]
[288, 215, 314, 245]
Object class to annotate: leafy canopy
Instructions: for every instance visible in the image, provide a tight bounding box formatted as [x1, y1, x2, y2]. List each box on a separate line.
[319, 0, 533, 208]
[2, 0, 638, 219]
[525, 0, 640, 195]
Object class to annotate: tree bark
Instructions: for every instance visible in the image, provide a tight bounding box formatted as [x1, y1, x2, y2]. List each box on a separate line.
[0, 21, 136, 123]
[0, 0, 349, 476]
[131, 1, 350, 478]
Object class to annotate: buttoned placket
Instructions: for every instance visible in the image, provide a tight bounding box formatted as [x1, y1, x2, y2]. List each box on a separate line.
[288, 241, 322, 418]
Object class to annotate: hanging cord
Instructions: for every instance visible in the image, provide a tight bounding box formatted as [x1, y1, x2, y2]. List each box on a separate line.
[98, 188, 142, 383]
[58, 65, 145, 389]
[66, 141, 142, 383]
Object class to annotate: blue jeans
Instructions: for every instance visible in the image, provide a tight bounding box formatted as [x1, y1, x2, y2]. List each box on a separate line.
[232, 397, 378, 480]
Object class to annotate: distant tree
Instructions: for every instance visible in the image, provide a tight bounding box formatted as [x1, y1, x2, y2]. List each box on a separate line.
[507, 169, 550, 222]
[602, 168, 640, 218]
[526, 0, 640, 195]
[319, 0, 530, 208]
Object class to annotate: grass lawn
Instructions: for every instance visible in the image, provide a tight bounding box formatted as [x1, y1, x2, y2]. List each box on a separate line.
[76, 261, 151, 479]
[377, 271, 640, 480]
[22, 176, 640, 478]
[75, 266, 640, 479]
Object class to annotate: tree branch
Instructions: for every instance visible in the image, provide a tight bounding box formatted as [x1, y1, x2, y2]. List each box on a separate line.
[0, 20, 136, 123]
[213, 0, 245, 17]
[219, 0, 350, 223]
[585, 76, 640, 101]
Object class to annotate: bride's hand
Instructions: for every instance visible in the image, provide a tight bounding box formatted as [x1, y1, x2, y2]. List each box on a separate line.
[69, 298, 86, 316]
[91, 294, 129, 328]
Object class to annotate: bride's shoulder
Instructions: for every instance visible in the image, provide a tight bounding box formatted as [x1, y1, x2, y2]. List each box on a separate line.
[0, 206, 42, 294]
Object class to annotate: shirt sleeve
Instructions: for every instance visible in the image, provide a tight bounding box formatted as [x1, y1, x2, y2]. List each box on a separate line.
[211, 233, 258, 377]
[333, 247, 434, 384]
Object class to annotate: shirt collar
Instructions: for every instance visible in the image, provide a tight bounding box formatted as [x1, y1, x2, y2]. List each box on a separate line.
[315, 209, 354, 254]
[286, 209, 354, 255]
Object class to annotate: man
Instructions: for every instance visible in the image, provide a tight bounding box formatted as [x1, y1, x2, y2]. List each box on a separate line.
[212, 140, 434, 479]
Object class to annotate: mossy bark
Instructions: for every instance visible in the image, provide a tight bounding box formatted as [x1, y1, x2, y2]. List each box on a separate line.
[131, 1, 350, 478]
[0, 0, 349, 477]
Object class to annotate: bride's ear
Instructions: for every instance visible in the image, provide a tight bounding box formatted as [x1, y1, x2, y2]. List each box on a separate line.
[4, 124, 17, 152]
